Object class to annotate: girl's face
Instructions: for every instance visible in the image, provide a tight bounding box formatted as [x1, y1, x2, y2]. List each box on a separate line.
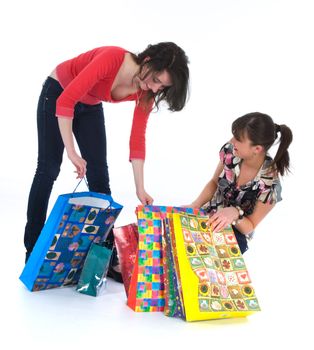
[231, 133, 262, 160]
[138, 68, 172, 93]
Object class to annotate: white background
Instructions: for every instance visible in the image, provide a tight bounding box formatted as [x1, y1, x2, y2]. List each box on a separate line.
[1, 0, 313, 348]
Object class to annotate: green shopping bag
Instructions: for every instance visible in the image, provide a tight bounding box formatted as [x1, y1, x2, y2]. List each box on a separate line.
[76, 242, 112, 296]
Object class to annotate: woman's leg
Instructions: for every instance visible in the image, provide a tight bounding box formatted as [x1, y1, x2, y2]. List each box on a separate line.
[73, 102, 114, 242]
[73, 104, 122, 282]
[24, 77, 64, 261]
[232, 225, 249, 254]
[73, 102, 111, 195]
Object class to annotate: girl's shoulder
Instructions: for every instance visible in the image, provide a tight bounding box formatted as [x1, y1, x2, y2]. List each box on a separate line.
[219, 142, 240, 167]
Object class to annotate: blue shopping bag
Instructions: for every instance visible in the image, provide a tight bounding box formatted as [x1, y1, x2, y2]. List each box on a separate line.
[19, 191, 123, 291]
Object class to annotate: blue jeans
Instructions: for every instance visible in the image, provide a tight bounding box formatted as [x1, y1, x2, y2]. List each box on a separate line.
[232, 225, 249, 254]
[24, 77, 111, 257]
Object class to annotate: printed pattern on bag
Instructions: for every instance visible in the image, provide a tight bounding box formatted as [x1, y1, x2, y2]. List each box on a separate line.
[136, 208, 165, 311]
[179, 214, 261, 314]
[128, 206, 204, 312]
[162, 217, 185, 319]
[32, 204, 118, 291]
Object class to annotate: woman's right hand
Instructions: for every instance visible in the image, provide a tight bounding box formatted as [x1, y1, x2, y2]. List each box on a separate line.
[67, 150, 87, 179]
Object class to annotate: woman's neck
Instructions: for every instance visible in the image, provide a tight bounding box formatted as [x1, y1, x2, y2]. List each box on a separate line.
[242, 153, 265, 171]
[124, 53, 141, 88]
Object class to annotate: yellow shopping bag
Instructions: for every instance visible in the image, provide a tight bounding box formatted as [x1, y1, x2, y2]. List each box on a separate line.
[167, 212, 261, 321]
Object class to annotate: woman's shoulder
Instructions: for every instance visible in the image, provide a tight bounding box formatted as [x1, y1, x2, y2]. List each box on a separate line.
[219, 142, 239, 165]
[219, 142, 234, 154]
[258, 155, 282, 203]
[261, 155, 280, 180]
[93, 46, 128, 58]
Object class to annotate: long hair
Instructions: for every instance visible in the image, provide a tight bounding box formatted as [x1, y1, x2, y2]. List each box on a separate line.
[134, 42, 189, 111]
[232, 112, 293, 176]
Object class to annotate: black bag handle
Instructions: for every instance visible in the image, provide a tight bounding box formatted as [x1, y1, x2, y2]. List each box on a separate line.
[72, 177, 89, 193]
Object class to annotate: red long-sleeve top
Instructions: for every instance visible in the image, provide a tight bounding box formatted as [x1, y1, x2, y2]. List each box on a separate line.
[55, 46, 152, 160]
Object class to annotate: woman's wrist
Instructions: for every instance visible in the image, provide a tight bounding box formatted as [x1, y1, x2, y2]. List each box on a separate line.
[232, 206, 244, 226]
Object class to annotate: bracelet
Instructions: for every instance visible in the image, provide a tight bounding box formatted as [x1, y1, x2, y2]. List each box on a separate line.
[232, 206, 244, 226]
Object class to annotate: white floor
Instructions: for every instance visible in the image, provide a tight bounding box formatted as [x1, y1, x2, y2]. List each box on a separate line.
[1, 1, 313, 348]
[2, 189, 312, 350]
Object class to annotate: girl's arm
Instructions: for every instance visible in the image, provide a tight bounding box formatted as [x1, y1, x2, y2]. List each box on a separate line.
[131, 158, 153, 205]
[234, 201, 275, 234]
[209, 199, 275, 234]
[188, 161, 223, 208]
[57, 117, 87, 178]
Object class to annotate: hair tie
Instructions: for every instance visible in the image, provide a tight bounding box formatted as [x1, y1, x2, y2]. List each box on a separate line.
[275, 124, 281, 134]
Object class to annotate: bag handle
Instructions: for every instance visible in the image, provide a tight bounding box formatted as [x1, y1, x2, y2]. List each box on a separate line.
[72, 177, 89, 193]
[72, 177, 114, 210]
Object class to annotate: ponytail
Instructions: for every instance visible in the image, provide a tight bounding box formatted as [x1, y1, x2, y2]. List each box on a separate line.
[272, 124, 293, 176]
[232, 112, 293, 176]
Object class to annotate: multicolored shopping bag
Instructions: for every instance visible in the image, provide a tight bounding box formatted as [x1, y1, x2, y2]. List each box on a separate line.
[127, 205, 203, 312]
[19, 191, 123, 291]
[113, 223, 138, 296]
[162, 216, 185, 319]
[163, 212, 261, 321]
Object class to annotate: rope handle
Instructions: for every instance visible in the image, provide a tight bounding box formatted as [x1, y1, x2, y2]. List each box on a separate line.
[72, 177, 89, 193]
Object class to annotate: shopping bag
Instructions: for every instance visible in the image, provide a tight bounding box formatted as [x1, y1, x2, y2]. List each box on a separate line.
[113, 223, 138, 296]
[19, 191, 123, 291]
[127, 205, 204, 312]
[162, 217, 185, 319]
[76, 242, 112, 296]
[164, 212, 261, 321]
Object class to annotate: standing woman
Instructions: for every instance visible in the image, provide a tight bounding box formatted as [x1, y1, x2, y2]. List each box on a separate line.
[187, 112, 293, 254]
[24, 42, 190, 277]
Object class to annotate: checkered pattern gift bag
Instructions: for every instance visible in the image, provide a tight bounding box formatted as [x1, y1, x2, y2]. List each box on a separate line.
[20, 191, 123, 291]
[127, 205, 203, 312]
[162, 212, 261, 321]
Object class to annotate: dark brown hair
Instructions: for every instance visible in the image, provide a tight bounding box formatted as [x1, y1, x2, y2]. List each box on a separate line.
[134, 42, 189, 111]
[232, 112, 293, 176]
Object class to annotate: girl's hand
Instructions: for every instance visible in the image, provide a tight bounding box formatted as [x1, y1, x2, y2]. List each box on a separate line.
[180, 202, 199, 209]
[136, 189, 154, 205]
[67, 151, 87, 179]
[208, 207, 238, 232]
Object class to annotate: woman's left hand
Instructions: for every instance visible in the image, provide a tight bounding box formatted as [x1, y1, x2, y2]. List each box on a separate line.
[137, 189, 154, 205]
[208, 207, 238, 232]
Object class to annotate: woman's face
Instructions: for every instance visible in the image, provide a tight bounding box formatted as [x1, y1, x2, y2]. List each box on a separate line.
[138, 68, 172, 93]
[231, 134, 260, 159]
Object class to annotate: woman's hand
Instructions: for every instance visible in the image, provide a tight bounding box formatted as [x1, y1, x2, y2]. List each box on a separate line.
[67, 150, 87, 179]
[57, 117, 87, 178]
[136, 188, 154, 205]
[180, 203, 198, 209]
[208, 207, 238, 233]
[131, 159, 154, 205]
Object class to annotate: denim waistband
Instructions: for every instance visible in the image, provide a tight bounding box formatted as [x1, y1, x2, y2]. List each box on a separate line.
[42, 76, 63, 95]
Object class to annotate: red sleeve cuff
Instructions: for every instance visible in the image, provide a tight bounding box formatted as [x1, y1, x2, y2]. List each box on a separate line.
[129, 150, 145, 162]
[55, 106, 74, 118]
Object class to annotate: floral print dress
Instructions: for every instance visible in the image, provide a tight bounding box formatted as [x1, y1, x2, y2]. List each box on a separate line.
[203, 142, 282, 240]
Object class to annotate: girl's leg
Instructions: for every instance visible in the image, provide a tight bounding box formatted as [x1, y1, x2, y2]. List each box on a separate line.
[24, 77, 64, 261]
[232, 225, 249, 254]
[73, 103, 122, 282]
[73, 102, 111, 195]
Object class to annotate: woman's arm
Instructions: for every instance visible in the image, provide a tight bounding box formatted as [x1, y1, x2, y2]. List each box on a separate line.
[57, 117, 87, 178]
[209, 200, 275, 233]
[235, 201, 275, 234]
[188, 162, 223, 208]
[131, 158, 153, 205]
